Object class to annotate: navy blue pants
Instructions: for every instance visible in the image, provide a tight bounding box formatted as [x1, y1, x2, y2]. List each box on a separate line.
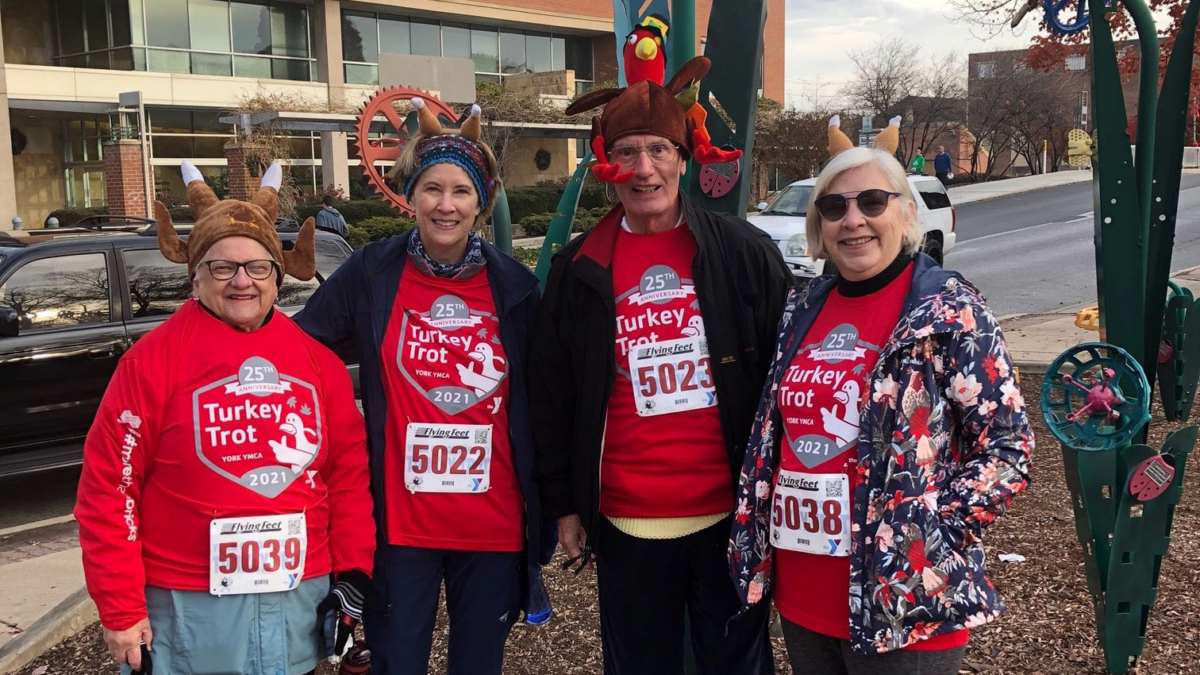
[363, 546, 521, 675]
[596, 516, 775, 675]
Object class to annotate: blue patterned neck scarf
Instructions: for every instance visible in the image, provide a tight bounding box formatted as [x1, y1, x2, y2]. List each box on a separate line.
[408, 231, 486, 280]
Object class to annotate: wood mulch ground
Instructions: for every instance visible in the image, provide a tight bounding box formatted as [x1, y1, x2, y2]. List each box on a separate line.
[10, 377, 1200, 674]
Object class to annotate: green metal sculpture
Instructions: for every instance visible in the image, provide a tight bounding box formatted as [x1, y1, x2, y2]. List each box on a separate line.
[1038, 0, 1199, 672]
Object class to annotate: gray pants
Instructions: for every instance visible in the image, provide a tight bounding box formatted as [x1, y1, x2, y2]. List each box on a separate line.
[780, 618, 965, 675]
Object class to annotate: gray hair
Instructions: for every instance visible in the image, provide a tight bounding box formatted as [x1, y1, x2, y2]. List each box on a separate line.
[805, 147, 922, 260]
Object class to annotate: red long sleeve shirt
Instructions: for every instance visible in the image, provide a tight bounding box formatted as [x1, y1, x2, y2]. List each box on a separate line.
[75, 300, 375, 630]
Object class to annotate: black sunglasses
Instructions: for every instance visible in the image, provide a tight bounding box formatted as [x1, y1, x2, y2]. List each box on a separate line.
[813, 189, 900, 221]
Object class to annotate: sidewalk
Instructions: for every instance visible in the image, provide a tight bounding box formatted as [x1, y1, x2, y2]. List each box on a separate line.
[946, 170, 1093, 206]
[1002, 265, 1200, 373]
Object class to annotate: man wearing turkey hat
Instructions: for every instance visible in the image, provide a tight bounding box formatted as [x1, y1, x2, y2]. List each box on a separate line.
[531, 56, 792, 674]
[75, 162, 375, 675]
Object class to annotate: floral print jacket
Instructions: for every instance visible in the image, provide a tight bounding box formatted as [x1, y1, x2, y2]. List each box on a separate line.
[728, 255, 1033, 655]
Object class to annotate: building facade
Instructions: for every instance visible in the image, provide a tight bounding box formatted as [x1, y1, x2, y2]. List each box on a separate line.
[0, 0, 785, 229]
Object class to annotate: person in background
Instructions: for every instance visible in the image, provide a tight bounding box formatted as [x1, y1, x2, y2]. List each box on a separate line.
[908, 147, 925, 175]
[729, 124, 1032, 674]
[934, 145, 953, 184]
[316, 195, 350, 239]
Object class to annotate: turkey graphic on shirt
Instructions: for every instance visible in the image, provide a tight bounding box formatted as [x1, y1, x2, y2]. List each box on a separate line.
[192, 356, 323, 498]
[396, 293, 507, 415]
[614, 264, 701, 379]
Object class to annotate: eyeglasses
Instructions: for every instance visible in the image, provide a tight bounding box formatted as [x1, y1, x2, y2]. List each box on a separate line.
[813, 189, 901, 221]
[201, 259, 278, 281]
[610, 142, 680, 165]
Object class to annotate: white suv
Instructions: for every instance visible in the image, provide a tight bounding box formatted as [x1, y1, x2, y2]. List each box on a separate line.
[748, 175, 957, 277]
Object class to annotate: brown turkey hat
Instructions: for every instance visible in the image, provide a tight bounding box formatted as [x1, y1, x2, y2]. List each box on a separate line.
[154, 161, 316, 285]
[566, 56, 712, 157]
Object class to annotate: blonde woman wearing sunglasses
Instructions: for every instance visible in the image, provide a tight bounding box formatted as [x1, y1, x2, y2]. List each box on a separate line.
[728, 129, 1034, 674]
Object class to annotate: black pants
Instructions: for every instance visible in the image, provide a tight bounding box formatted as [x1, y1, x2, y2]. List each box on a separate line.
[596, 515, 775, 675]
[936, 172, 950, 185]
[363, 545, 521, 675]
[780, 618, 965, 675]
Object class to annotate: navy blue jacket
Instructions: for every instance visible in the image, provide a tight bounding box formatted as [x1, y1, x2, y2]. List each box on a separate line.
[295, 229, 552, 621]
[934, 152, 953, 175]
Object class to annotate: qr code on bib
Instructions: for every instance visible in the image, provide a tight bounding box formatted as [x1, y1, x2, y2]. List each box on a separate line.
[288, 519, 303, 536]
[699, 338, 709, 355]
[826, 479, 843, 498]
[475, 428, 490, 443]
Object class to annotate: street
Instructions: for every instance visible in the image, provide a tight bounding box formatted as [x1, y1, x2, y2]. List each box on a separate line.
[948, 173, 1200, 316]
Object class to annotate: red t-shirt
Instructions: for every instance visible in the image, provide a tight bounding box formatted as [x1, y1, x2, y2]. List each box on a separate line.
[75, 300, 375, 631]
[379, 264, 524, 551]
[772, 265, 968, 650]
[600, 222, 732, 518]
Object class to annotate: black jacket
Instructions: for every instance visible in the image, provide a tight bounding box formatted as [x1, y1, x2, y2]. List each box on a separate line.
[294, 230, 552, 620]
[530, 197, 794, 542]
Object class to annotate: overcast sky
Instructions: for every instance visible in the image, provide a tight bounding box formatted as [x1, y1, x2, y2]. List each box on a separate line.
[781, 0, 1033, 109]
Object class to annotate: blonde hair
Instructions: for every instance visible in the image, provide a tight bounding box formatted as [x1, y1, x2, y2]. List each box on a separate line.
[805, 146, 922, 260]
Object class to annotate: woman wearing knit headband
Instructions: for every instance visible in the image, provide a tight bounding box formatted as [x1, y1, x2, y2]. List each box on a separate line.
[296, 98, 551, 674]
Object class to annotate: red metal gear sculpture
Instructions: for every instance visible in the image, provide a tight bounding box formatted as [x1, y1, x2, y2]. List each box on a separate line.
[354, 86, 459, 216]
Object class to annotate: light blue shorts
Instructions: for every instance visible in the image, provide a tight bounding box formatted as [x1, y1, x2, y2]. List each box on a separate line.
[121, 577, 331, 675]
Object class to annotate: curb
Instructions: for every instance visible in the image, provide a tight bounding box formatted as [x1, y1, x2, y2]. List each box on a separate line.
[948, 174, 1092, 206]
[0, 587, 96, 675]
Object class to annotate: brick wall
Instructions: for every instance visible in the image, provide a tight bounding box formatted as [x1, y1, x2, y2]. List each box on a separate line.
[485, 0, 610, 19]
[102, 140, 150, 218]
[224, 142, 261, 201]
[695, 0, 785, 103]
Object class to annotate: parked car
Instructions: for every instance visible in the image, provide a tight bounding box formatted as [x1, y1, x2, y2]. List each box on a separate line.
[0, 220, 356, 478]
[748, 175, 957, 277]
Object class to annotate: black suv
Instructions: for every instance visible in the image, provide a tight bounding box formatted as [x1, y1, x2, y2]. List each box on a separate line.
[0, 218, 355, 477]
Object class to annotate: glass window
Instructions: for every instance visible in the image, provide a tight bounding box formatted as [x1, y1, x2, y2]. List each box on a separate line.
[122, 248, 193, 318]
[58, 1, 86, 54]
[565, 36, 592, 80]
[977, 61, 995, 79]
[86, 170, 106, 206]
[914, 180, 952, 210]
[193, 136, 228, 157]
[763, 185, 812, 216]
[150, 108, 192, 134]
[152, 135, 194, 157]
[86, 52, 112, 69]
[379, 17, 409, 56]
[191, 52, 232, 75]
[232, 1, 271, 54]
[145, 0, 190, 49]
[111, 0, 133, 46]
[85, 0, 110, 52]
[129, 0, 144, 44]
[476, 73, 500, 86]
[234, 54, 272, 77]
[410, 20, 440, 57]
[189, 0, 230, 52]
[0, 254, 111, 331]
[272, 58, 309, 81]
[147, 48, 190, 73]
[443, 24, 470, 60]
[192, 109, 228, 133]
[132, 47, 146, 69]
[551, 36, 565, 70]
[470, 28, 498, 73]
[344, 63, 377, 85]
[526, 33, 551, 72]
[341, 11, 376, 62]
[499, 31, 524, 74]
[110, 47, 134, 70]
[271, 4, 307, 58]
[1066, 55, 1086, 71]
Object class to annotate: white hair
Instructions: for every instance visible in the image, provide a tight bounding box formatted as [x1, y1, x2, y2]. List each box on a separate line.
[805, 147, 922, 260]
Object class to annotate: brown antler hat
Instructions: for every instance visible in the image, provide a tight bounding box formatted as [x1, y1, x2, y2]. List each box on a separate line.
[154, 161, 316, 285]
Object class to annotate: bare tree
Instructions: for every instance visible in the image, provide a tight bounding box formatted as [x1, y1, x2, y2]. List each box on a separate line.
[1007, 69, 1076, 173]
[895, 54, 969, 164]
[964, 63, 1055, 179]
[843, 36, 923, 125]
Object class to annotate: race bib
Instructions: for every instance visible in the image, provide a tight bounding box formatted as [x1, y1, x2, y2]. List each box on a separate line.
[404, 423, 492, 493]
[770, 470, 850, 556]
[629, 336, 716, 416]
[209, 512, 306, 596]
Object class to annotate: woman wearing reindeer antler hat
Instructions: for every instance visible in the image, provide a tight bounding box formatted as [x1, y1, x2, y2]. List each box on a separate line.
[530, 56, 791, 674]
[728, 118, 1033, 674]
[75, 162, 376, 675]
[296, 98, 552, 675]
